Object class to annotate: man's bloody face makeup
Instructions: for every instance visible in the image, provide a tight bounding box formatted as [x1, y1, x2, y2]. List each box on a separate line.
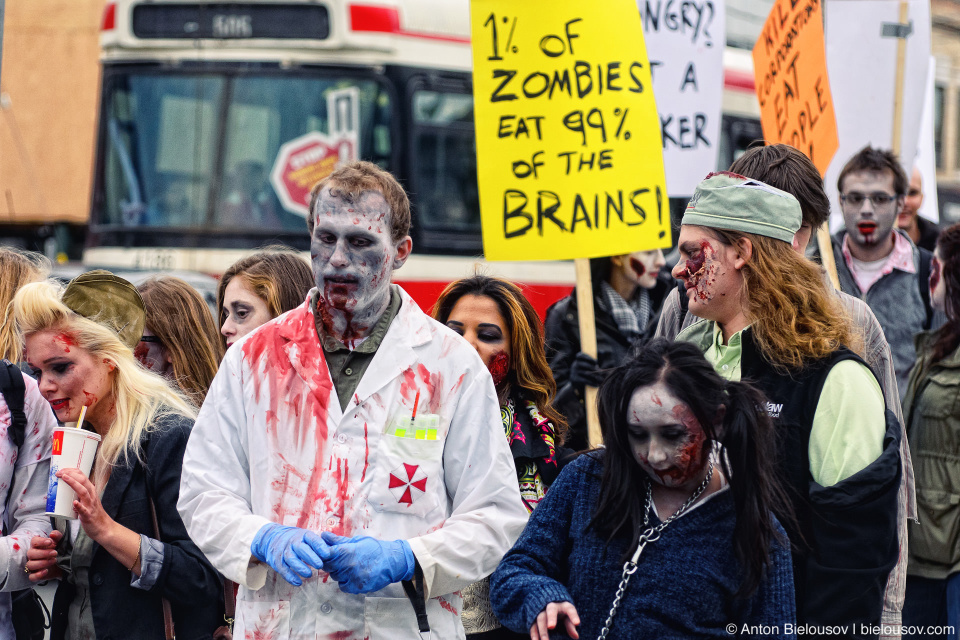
[626, 382, 710, 490]
[671, 225, 743, 326]
[310, 187, 406, 342]
[839, 170, 901, 248]
[26, 329, 115, 426]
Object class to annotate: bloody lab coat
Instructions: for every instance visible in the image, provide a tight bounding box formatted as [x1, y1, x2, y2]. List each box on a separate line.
[178, 288, 528, 640]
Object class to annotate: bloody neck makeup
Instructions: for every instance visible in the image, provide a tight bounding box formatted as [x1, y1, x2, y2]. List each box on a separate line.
[311, 187, 398, 347]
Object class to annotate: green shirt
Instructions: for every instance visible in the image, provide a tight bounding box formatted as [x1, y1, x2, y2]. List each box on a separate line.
[701, 323, 885, 487]
[312, 285, 402, 410]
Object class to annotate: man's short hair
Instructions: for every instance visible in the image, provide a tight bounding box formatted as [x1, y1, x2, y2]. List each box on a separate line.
[307, 161, 412, 243]
[837, 145, 908, 197]
[729, 143, 830, 229]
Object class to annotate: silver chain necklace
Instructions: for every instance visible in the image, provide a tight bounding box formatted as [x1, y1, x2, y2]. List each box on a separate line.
[596, 461, 715, 640]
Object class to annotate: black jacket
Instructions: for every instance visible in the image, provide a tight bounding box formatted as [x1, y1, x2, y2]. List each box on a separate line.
[51, 414, 223, 640]
[544, 271, 672, 450]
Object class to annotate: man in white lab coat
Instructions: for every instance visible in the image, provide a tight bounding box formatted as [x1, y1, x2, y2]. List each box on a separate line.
[178, 161, 528, 639]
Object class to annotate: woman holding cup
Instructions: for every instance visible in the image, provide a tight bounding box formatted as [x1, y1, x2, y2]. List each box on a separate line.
[14, 271, 223, 640]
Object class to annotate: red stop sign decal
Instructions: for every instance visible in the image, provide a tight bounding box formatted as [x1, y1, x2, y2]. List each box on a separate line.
[270, 132, 354, 218]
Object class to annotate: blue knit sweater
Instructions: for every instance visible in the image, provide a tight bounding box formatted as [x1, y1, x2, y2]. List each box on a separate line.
[490, 454, 796, 639]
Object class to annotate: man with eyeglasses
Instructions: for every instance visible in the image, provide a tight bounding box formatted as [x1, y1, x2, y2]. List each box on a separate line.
[832, 146, 939, 401]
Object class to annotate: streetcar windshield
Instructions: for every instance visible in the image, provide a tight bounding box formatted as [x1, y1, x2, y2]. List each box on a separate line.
[95, 69, 392, 232]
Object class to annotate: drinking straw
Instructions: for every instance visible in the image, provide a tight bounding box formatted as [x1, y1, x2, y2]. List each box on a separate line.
[75, 405, 88, 430]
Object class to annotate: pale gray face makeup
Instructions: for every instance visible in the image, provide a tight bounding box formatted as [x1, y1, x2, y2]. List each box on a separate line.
[310, 186, 405, 344]
[221, 277, 272, 347]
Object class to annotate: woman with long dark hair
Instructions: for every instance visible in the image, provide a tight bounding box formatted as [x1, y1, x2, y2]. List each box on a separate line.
[490, 339, 794, 639]
[670, 172, 901, 629]
[902, 222, 960, 634]
[137, 276, 224, 408]
[433, 274, 569, 639]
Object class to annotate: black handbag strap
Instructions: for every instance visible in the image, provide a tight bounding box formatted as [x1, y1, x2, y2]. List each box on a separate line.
[0, 360, 27, 448]
[401, 560, 429, 637]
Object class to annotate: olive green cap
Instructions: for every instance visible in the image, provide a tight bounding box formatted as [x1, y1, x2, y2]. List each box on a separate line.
[62, 270, 145, 350]
[682, 172, 802, 243]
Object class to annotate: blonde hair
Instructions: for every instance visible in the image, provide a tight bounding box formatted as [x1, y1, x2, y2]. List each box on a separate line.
[0, 248, 50, 362]
[13, 280, 195, 487]
[713, 229, 862, 369]
[138, 276, 224, 407]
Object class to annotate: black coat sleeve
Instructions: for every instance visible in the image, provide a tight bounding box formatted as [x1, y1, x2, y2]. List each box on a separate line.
[802, 408, 901, 637]
[144, 415, 224, 608]
[544, 297, 586, 447]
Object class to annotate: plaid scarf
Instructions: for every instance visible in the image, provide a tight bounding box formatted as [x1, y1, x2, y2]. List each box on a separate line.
[600, 280, 651, 341]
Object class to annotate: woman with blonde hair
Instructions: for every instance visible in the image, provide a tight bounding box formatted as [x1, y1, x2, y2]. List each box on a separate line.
[16, 271, 223, 640]
[217, 247, 315, 348]
[432, 274, 570, 639]
[671, 172, 901, 631]
[137, 276, 224, 407]
[0, 247, 50, 363]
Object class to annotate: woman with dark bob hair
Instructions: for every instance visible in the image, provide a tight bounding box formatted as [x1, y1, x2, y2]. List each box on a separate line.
[217, 246, 314, 348]
[491, 339, 795, 639]
[433, 274, 569, 639]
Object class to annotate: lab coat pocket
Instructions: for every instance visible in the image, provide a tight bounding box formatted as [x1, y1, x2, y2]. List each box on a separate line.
[367, 434, 442, 518]
[235, 599, 291, 640]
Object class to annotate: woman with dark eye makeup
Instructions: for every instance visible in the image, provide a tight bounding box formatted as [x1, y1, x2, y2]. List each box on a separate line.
[217, 246, 315, 349]
[490, 339, 795, 640]
[433, 274, 570, 640]
[14, 271, 223, 640]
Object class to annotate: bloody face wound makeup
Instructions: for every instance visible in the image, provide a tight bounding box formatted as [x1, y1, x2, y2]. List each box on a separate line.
[674, 236, 720, 303]
[444, 294, 512, 383]
[627, 382, 710, 490]
[26, 329, 115, 428]
[311, 186, 406, 347]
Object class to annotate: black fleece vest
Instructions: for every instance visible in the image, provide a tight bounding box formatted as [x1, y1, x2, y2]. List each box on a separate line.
[738, 330, 869, 608]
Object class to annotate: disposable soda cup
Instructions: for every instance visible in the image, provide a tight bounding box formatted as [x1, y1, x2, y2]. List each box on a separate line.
[45, 426, 101, 518]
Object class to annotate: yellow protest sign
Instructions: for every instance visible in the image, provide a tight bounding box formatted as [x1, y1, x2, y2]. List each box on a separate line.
[471, 0, 670, 262]
[752, 0, 839, 176]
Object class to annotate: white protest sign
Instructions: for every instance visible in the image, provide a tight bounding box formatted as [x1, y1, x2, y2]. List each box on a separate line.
[916, 56, 939, 223]
[823, 0, 931, 228]
[638, 0, 725, 197]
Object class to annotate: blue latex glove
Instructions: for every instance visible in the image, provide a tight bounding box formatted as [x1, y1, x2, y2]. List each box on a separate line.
[321, 532, 415, 594]
[251, 523, 330, 586]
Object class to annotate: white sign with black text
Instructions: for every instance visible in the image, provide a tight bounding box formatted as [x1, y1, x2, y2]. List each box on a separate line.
[638, 0, 726, 197]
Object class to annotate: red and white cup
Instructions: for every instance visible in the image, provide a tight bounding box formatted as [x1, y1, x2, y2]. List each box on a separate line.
[45, 427, 101, 518]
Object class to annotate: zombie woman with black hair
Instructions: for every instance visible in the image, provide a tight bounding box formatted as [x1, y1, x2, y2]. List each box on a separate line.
[490, 339, 795, 639]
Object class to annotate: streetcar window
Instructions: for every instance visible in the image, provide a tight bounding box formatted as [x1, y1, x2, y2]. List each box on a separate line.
[95, 70, 392, 233]
[410, 90, 480, 237]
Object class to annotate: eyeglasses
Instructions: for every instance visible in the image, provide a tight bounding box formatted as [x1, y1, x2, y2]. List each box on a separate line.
[839, 193, 898, 208]
[138, 335, 162, 344]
